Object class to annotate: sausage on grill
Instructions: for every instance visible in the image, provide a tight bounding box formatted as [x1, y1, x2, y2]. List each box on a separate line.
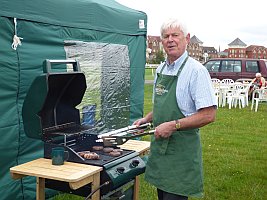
[109, 149, 123, 157]
[84, 152, 100, 160]
[103, 147, 114, 153]
[109, 151, 121, 157]
[78, 151, 90, 157]
[92, 146, 104, 151]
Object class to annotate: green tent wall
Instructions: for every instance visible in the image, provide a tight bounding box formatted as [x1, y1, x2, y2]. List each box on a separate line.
[0, 0, 147, 199]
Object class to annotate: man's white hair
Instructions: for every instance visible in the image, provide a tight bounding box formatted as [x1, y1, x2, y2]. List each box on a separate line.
[160, 18, 188, 38]
[255, 73, 262, 77]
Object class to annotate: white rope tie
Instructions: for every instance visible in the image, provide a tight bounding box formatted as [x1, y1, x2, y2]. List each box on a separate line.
[11, 18, 23, 50]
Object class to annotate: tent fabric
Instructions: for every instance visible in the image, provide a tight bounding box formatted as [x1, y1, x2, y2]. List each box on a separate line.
[0, 1, 147, 199]
[0, 0, 147, 35]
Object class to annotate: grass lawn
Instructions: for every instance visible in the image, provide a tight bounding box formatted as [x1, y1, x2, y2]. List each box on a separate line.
[54, 81, 267, 200]
[141, 84, 267, 200]
[145, 68, 156, 81]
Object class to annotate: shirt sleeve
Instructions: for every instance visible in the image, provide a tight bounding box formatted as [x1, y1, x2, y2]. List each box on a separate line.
[190, 66, 217, 111]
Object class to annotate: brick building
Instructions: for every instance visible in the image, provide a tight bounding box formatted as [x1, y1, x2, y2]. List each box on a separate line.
[218, 49, 228, 58]
[227, 38, 267, 59]
[147, 35, 217, 62]
[246, 45, 267, 59]
[228, 38, 247, 58]
[203, 46, 218, 59]
[146, 36, 163, 62]
[146, 35, 267, 63]
[187, 35, 203, 61]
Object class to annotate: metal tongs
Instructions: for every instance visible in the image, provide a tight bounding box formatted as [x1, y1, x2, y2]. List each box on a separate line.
[96, 123, 154, 146]
[97, 123, 152, 138]
[101, 129, 155, 146]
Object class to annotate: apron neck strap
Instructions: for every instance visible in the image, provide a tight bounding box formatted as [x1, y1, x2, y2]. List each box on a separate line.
[176, 56, 188, 76]
[159, 56, 189, 75]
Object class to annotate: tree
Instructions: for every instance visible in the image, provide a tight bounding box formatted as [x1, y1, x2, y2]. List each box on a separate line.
[152, 50, 165, 64]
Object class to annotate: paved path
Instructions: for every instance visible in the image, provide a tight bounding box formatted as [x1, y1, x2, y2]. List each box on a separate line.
[145, 80, 154, 84]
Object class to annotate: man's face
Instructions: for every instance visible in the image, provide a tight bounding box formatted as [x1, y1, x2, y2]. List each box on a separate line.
[161, 27, 190, 63]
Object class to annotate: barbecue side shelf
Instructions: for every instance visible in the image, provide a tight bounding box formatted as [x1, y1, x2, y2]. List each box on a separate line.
[10, 158, 102, 200]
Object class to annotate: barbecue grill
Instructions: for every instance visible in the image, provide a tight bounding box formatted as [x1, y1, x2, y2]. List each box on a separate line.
[22, 60, 147, 199]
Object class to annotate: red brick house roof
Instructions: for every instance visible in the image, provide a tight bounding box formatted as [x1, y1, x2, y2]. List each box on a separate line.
[246, 45, 266, 51]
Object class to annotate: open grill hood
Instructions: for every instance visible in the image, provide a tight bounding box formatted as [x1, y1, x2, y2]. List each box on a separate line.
[22, 60, 86, 140]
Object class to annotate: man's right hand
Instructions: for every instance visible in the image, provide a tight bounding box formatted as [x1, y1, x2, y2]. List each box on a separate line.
[133, 118, 148, 126]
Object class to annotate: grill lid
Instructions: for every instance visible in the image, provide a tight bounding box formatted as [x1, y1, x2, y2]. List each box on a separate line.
[22, 60, 87, 140]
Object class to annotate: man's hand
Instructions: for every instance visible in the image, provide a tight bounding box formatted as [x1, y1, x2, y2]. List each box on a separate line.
[154, 121, 176, 139]
[133, 118, 148, 126]
[132, 112, 153, 126]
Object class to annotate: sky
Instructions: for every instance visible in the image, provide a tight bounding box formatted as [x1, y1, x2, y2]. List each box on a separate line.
[116, 0, 267, 51]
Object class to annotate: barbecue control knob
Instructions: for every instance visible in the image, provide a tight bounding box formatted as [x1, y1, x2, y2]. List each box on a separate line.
[116, 166, 125, 174]
[131, 159, 140, 168]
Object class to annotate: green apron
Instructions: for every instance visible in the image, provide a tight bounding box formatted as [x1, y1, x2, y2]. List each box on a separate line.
[145, 57, 204, 197]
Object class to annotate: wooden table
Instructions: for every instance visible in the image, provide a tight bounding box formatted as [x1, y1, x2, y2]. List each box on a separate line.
[10, 158, 102, 200]
[10, 140, 150, 200]
[119, 139, 150, 156]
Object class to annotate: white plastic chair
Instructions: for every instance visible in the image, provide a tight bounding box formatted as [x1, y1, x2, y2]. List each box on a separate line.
[239, 84, 251, 107]
[235, 78, 253, 84]
[251, 88, 267, 112]
[221, 86, 236, 107]
[211, 78, 220, 106]
[228, 83, 246, 109]
[221, 78, 234, 85]
[211, 78, 221, 85]
[220, 79, 235, 107]
[213, 88, 220, 107]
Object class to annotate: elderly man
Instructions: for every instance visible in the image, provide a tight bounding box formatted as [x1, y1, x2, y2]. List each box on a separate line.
[133, 18, 217, 200]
